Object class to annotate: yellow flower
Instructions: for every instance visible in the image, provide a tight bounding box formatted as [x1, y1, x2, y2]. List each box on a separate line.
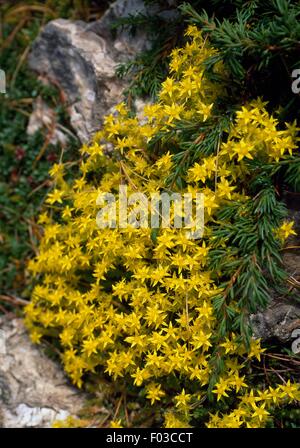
[131, 368, 151, 386]
[164, 411, 190, 428]
[229, 374, 248, 393]
[277, 220, 297, 240]
[197, 102, 213, 121]
[213, 378, 230, 401]
[110, 419, 123, 428]
[239, 389, 260, 408]
[146, 383, 165, 405]
[38, 212, 51, 224]
[46, 188, 64, 204]
[232, 140, 255, 161]
[217, 177, 236, 200]
[49, 163, 64, 179]
[164, 103, 184, 124]
[279, 380, 299, 401]
[251, 403, 269, 422]
[82, 338, 99, 357]
[161, 77, 177, 98]
[175, 389, 191, 409]
[248, 339, 265, 362]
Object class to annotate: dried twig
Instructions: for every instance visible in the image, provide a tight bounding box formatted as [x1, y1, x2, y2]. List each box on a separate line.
[0, 294, 28, 307]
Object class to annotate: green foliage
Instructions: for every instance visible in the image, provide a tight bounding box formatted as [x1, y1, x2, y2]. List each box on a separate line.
[0, 1, 92, 298]
[180, 1, 300, 118]
[285, 158, 300, 192]
[114, 1, 208, 99]
[118, 0, 300, 121]
[115, 13, 183, 98]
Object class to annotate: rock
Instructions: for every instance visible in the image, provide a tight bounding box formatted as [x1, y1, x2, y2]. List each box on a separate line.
[28, 0, 180, 142]
[250, 302, 300, 343]
[251, 209, 300, 343]
[0, 318, 85, 428]
[27, 96, 69, 146]
[27, 0, 153, 142]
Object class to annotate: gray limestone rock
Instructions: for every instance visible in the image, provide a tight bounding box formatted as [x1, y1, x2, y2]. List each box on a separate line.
[251, 209, 300, 343]
[0, 318, 85, 427]
[28, 0, 152, 142]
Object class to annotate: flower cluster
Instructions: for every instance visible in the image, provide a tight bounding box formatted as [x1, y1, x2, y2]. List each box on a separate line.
[25, 26, 299, 428]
